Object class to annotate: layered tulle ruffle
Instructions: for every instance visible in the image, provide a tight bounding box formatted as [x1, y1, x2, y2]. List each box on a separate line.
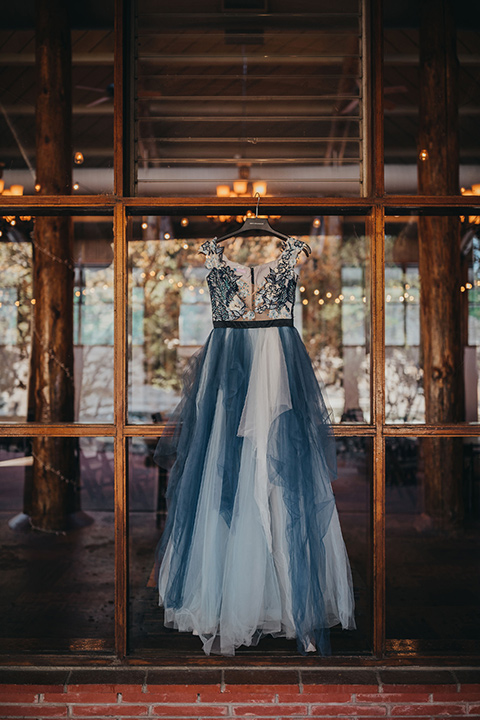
[154, 326, 355, 655]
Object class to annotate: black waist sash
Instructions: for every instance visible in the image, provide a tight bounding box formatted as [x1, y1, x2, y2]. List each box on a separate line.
[213, 319, 294, 329]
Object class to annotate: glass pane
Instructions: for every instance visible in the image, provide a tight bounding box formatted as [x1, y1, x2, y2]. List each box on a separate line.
[385, 213, 478, 423]
[0, 7, 114, 196]
[128, 436, 371, 654]
[383, 4, 480, 195]
[127, 214, 370, 424]
[136, 1, 364, 197]
[0, 436, 114, 653]
[386, 436, 480, 651]
[0, 216, 114, 423]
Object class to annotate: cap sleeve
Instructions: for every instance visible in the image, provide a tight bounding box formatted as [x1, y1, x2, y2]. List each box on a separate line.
[198, 239, 223, 270]
[282, 238, 311, 268]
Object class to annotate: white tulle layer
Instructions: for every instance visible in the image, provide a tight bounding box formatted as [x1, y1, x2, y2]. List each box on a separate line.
[157, 328, 355, 655]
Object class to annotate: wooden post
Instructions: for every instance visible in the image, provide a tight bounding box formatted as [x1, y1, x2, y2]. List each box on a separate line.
[417, 0, 465, 527]
[27, 0, 76, 531]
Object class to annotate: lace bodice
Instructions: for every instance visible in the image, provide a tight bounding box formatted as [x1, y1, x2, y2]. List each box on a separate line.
[199, 237, 310, 324]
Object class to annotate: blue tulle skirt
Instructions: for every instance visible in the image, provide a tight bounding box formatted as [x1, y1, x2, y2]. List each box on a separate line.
[154, 325, 355, 655]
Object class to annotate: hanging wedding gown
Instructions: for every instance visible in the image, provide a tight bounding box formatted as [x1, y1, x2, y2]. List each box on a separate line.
[153, 236, 355, 656]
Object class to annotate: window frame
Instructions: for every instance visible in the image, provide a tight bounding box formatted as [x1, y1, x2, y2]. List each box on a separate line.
[1, 0, 480, 666]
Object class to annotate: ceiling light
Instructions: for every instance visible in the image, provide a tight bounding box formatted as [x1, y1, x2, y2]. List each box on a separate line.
[252, 180, 267, 196]
[233, 180, 248, 195]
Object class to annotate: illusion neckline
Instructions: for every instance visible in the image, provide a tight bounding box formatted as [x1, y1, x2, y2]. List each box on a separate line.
[215, 236, 294, 273]
[222, 256, 278, 272]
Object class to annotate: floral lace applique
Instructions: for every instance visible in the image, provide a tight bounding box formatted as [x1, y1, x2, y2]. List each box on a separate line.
[199, 240, 246, 321]
[199, 237, 310, 322]
[199, 240, 224, 270]
[255, 238, 310, 318]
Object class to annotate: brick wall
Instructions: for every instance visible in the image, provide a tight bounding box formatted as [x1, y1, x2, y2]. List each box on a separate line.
[1, 668, 479, 719]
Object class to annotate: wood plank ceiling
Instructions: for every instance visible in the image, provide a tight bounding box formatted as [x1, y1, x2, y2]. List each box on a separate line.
[0, 1, 479, 196]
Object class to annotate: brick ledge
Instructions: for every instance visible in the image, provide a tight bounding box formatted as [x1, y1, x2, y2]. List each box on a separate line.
[0, 666, 479, 687]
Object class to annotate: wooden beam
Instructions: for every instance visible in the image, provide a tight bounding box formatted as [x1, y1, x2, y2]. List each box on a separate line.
[417, 0, 465, 528]
[28, 0, 76, 532]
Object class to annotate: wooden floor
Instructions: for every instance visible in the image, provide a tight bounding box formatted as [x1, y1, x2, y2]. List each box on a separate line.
[0, 438, 479, 657]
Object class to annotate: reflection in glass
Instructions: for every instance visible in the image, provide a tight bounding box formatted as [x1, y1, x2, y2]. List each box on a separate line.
[128, 437, 371, 654]
[136, 1, 364, 197]
[386, 437, 480, 649]
[383, 3, 480, 195]
[0, 436, 114, 653]
[0, 12, 114, 195]
[0, 217, 114, 424]
[128, 216, 370, 424]
[385, 215, 479, 424]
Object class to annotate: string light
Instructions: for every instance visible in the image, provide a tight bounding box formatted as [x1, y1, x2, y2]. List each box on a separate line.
[314, 289, 319, 295]
[27, 235, 75, 271]
[32, 326, 73, 380]
[302, 298, 308, 305]
[318, 299, 324, 305]
[31, 450, 76, 486]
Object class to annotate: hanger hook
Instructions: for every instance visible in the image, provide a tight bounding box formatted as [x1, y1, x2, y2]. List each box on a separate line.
[255, 192, 260, 218]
